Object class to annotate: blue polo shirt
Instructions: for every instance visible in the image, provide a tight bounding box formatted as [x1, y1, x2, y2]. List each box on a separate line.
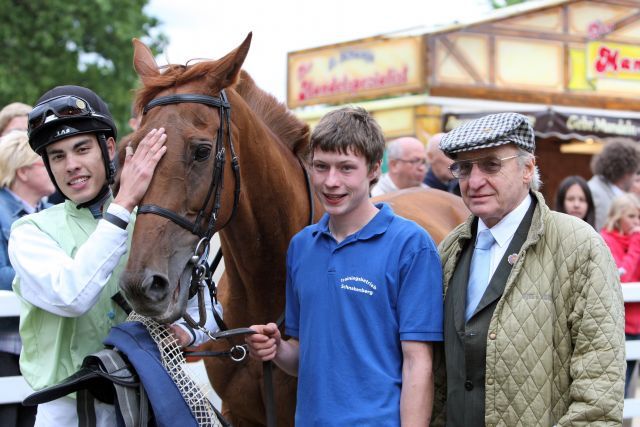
[285, 203, 443, 426]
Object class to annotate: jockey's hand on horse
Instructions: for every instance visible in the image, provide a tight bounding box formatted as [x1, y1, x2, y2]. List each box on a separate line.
[246, 323, 281, 361]
[167, 324, 193, 348]
[114, 127, 167, 212]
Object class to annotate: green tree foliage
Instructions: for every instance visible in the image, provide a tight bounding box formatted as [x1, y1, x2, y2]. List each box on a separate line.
[0, 0, 167, 135]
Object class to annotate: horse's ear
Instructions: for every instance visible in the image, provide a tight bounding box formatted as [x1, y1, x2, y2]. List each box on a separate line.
[210, 32, 252, 89]
[132, 38, 160, 80]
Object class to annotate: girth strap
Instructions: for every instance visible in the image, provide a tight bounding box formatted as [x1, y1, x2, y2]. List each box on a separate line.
[74, 349, 147, 427]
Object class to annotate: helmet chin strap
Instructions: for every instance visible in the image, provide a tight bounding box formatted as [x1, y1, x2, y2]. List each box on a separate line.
[98, 133, 116, 185]
[76, 184, 111, 214]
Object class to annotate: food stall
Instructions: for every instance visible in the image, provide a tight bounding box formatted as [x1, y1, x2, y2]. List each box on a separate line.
[287, 0, 640, 200]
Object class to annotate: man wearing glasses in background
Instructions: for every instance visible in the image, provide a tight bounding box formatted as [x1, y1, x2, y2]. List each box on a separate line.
[430, 112, 625, 426]
[370, 136, 428, 197]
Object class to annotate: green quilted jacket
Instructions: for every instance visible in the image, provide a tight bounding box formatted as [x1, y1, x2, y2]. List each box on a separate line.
[431, 191, 625, 426]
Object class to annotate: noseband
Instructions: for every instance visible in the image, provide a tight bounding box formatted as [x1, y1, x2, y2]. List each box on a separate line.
[138, 90, 240, 241]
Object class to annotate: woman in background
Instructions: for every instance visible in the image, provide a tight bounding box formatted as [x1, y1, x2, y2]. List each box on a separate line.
[554, 175, 596, 228]
[629, 170, 640, 198]
[0, 130, 54, 427]
[601, 193, 640, 396]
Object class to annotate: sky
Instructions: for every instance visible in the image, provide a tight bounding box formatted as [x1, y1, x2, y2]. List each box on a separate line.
[145, 0, 496, 103]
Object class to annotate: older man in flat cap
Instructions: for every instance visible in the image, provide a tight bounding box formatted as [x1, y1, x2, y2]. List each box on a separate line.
[431, 113, 625, 426]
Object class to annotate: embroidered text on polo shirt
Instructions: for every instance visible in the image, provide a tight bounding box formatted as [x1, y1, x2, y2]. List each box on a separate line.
[340, 276, 377, 296]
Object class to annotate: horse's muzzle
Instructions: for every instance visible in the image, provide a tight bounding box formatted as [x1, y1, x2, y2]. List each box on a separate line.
[120, 269, 174, 319]
[141, 273, 170, 303]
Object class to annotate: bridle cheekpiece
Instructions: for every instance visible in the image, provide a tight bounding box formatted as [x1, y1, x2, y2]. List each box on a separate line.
[137, 90, 241, 331]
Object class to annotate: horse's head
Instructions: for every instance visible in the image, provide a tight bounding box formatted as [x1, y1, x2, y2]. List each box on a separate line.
[119, 34, 252, 323]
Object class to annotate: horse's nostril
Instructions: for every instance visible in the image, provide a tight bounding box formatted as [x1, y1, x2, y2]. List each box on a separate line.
[143, 274, 169, 302]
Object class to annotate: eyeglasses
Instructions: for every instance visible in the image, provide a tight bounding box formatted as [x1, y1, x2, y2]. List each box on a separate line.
[395, 158, 427, 166]
[449, 154, 521, 179]
[28, 95, 97, 133]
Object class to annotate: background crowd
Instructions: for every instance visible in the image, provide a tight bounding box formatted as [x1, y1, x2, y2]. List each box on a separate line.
[0, 92, 638, 425]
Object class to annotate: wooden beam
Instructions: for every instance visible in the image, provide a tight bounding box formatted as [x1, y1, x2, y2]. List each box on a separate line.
[427, 36, 436, 87]
[437, 36, 485, 85]
[465, 25, 588, 44]
[562, 4, 570, 91]
[429, 84, 640, 111]
[610, 10, 640, 33]
[597, 0, 640, 8]
[488, 35, 496, 86]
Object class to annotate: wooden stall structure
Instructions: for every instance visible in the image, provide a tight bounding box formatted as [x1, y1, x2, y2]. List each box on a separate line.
[288, 0, 640, 200]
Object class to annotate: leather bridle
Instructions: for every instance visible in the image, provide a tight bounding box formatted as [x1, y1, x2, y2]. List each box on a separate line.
[138, 90, 240, 240]
[138, 90, 241, 330]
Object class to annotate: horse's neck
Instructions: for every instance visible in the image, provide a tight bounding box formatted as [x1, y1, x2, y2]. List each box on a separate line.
[219, 118, 314, 323]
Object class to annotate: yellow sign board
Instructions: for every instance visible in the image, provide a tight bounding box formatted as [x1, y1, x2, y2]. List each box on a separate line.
[287, 36, 424, 108]
[587, 41, 640, 82]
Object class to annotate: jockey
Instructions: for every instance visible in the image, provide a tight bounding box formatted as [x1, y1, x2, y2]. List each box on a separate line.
[8, 85, 221, 426]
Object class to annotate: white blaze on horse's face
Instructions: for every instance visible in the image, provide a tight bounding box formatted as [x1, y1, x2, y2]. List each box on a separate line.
[310, 148, 377, 222]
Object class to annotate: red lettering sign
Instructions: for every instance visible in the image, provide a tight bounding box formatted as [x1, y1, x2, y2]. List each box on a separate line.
[297, 66, 409, 101]
[594, 46, 640, 74]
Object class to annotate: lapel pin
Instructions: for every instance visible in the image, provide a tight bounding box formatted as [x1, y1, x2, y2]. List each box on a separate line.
[507, 253, 519, 265]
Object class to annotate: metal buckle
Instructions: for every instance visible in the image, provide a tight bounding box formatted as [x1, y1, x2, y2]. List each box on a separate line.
[230, 345, 248, 362]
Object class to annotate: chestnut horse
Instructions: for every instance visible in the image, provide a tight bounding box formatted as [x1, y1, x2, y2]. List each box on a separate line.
[120, 34, 469, 427]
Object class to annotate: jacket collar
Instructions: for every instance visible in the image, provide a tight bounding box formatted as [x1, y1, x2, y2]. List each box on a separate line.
[0, 188, 29, 217]
[456, 191, 546, 244]
[592, 175, 622, 198]
[445, 192, 546, 320]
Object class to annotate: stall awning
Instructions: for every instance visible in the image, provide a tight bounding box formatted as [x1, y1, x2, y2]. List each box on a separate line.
[443, 108, 640, 141]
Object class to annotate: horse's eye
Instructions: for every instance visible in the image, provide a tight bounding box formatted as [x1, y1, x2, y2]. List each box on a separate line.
[193, 145, 212, 161]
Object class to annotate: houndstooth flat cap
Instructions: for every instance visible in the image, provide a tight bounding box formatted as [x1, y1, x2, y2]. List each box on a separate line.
[439, 112, 535, 157]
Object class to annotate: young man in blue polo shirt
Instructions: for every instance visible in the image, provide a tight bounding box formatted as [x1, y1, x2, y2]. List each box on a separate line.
[246, 106, 444, 426]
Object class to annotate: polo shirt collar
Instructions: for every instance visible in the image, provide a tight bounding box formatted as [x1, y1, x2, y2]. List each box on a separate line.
[311, 203, 394, 242]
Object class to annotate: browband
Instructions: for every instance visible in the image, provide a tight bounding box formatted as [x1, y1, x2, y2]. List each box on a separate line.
[143, 94, 230, 114]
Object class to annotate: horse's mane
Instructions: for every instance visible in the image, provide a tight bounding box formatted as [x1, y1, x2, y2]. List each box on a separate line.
[134, 62, 209, 115]
[134, 63, 310, 157]
[235, 70, 310, 157]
